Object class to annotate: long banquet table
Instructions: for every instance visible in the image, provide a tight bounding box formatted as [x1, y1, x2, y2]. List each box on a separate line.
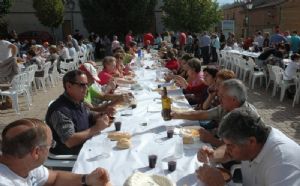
[72, 55, 209, 186]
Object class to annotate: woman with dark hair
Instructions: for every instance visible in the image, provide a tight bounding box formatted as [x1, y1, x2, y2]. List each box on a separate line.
[174, 58, 207, 105]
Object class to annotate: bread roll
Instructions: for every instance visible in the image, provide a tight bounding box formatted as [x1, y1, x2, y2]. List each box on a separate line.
[116, 138, 131, 149]
[108, 132, 131, 141]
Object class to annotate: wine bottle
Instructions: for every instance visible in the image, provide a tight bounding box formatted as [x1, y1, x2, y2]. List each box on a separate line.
[161, 87, 171, 121]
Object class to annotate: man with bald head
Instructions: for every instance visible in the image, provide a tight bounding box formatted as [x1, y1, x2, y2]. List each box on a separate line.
[0, 118, 111, 186]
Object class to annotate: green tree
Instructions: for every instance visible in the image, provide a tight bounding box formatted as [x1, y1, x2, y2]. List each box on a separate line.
[162, 0, 222, 32]
[0, 0, 12, 36]
[33, 0, 64, 39]
[0, 0, 12, 16]
[79, 0, 157, 39]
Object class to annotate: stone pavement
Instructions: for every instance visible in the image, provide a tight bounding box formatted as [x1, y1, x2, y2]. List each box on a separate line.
[0, 80, 300, 144]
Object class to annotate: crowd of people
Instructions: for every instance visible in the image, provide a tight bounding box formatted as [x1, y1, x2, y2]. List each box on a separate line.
[0, 27, 300, 186]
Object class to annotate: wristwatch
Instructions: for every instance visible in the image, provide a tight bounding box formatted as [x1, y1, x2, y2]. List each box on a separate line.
[81, 174, 88, 186]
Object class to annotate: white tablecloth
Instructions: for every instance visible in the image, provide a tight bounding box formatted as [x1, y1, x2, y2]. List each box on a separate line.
[72, 56, 207, 186]
[226, 49, 261, 58]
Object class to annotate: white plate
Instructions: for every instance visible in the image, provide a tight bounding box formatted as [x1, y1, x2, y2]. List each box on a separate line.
[123, 172, 175, 186]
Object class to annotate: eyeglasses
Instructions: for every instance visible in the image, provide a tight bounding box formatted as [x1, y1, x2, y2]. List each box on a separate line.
[39, 140, 56, 149]
[70, 81, 88, 88]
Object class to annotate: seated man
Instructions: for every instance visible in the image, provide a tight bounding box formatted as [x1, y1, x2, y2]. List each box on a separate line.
[0, 118, 111, 186]
[46, 70, 110, 155]
[172, 79, 258, 147]
[197, 110, 300, 186]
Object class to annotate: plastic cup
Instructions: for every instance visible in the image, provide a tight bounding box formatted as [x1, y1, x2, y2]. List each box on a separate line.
[148, 155, 157, 168]
[114, 121, 121, 131]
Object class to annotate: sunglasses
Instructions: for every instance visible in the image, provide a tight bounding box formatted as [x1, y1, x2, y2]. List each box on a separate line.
[70, 81, 88, 88]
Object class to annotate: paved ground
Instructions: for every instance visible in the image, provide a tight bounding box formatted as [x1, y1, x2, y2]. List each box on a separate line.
[0, 78, 300, 144]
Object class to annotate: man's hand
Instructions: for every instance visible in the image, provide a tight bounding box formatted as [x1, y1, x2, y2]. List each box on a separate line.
[170, 111, 181, 119]
[196, 164, 225, 186]
[104, 106, 116, 116]
[86, 168, 111, 186]
[199, 128, 215, 143]
[197, 146, 215, 163]
[92, 114, 110, 134]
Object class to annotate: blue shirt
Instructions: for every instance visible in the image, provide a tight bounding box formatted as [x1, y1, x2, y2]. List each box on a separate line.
[270, 33, 287, 46]
[200, 35, 211, 47]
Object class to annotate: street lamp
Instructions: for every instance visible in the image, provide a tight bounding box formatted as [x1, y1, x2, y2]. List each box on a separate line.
[66, 0, 75, 33]
[245, 0, 253, 37]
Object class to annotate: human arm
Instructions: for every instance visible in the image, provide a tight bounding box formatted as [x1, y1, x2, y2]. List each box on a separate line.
[199, 128, 224, 147]
[8, 44, 18, 57]
[50, 111, 109, 148]
[202, 92, 217, 110]
[171, 110, 209, 120]
[197, 145, 232, 164]
[46, 168, 111, 186]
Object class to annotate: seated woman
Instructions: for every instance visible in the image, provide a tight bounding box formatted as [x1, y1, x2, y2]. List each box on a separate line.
[113, 52, 135, 77]
[25, 49, 46, 77]
[164, 50, 179, 73]
[98, 56, 136, 86]
[174, 58, 207, 106]
[164, 53, 192, 82]
[46, 45, 60, 73]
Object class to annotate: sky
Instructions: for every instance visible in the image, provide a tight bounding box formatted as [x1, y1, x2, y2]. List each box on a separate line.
[217, 0, 235, 5]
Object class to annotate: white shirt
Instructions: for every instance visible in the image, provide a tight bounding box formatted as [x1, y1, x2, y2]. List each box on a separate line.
[59, 47, 70, 60]
[254, 35, 264, 48]
[111, 40, 120, 51]
[241, 128, 300, 186]
[0, 40, 12, 61]
[0, 164, 49, 186]
[68, 47, 77, 58]
[283, 61, 300, 80]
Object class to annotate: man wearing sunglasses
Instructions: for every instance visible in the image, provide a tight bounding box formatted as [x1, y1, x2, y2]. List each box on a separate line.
[46, 70, 110, 155]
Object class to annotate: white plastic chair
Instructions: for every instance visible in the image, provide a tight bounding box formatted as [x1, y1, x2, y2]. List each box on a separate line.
[271, 65, 296, 102]
[292, 74, 300, 107]
[248, 58, 267, 89]
[24, 64, 38, 105]
[0, 73, 31, 114]
[44, 153, 77, 171]
[35, 61, 51, 92]
[266, 64, 276, 92]
[49, 60, 59, 87]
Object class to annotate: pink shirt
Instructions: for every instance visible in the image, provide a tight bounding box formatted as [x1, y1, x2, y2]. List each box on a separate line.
[98, 69, 113, 85]
[191, 72, 204, 87]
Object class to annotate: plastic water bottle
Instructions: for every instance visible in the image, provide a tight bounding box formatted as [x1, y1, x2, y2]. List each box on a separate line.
[174, 136, 183, 159]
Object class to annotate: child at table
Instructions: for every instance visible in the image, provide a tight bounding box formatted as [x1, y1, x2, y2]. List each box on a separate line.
[98, 56, 136, 86]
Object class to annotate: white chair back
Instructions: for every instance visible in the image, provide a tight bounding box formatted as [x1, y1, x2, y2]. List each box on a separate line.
[11, 73, 28, 94]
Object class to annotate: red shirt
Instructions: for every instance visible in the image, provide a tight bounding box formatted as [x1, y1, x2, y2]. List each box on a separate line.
[179, 32, 187, 47]
[98, 69, 113, 85]
[143, 33, 154, 46]
[165, 59, 179, 71]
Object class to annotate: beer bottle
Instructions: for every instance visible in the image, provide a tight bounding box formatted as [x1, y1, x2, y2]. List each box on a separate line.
[161, 87, 172, 121]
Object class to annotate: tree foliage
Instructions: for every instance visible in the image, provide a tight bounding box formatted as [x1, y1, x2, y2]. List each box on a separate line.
[162, 0, 222, 33]
[0, 0, 12, 16]
[33, 0, 64, 29]
[79, 0, 157, 38]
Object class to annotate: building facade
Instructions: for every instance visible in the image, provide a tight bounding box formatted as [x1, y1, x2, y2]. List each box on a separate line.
[4, 0, 165, 41]
[222, 0, 300, 39]
[5, 0, 87, 41]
